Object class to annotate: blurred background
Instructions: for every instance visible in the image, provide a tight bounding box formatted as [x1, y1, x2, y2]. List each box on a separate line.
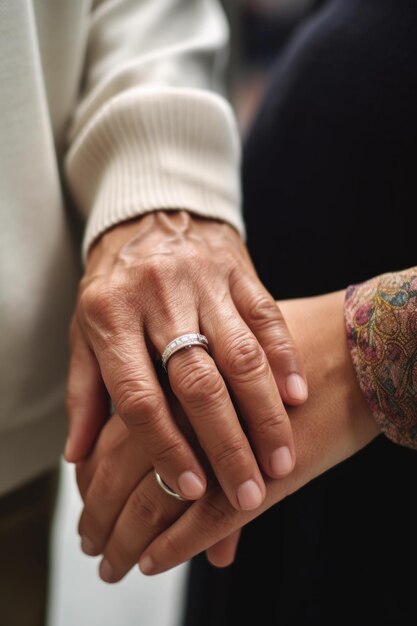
[46, 2, 324, 625]
[223, 0, 326, 131]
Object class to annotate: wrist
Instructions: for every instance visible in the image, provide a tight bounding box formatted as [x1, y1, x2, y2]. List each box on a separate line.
[85, 210, 244, 272]
[278, 291, 379, 477]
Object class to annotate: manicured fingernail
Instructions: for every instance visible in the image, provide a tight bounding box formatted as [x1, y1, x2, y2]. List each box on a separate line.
[237, 479, 263, 510]
[99, 559, 115, 583]
[286, 373, 308, 402]
[178, 471, 205, 499]
[270, 446, 293, 476]
[139, 555, 154, 575]
[81, 536, 96, 556]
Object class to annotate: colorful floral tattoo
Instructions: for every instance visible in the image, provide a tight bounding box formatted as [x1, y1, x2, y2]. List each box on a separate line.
[344, 268, 417, 449]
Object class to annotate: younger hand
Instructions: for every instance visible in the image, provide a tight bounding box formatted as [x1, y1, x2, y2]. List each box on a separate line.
[76, 411, 239, 580]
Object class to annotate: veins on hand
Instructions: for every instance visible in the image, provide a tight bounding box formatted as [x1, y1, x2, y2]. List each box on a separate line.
[117, 210, 206, 263]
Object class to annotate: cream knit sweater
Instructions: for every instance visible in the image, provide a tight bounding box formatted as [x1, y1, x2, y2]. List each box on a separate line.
[0, 0, 243, 495]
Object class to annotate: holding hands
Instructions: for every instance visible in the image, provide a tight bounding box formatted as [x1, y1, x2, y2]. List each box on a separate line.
[75, 289, 379, 581]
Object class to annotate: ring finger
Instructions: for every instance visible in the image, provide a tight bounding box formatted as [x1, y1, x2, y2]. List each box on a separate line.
[98, 469, 188, 583]
[151, 326, 266, 512]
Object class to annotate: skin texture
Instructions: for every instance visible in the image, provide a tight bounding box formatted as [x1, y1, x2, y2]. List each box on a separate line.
[66, 211, 308, 511]
[75, 289, 380, 582]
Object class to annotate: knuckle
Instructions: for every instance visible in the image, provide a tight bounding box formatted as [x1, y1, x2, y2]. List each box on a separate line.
[247, 293, 281, 327]
[78, 283, 121, 331]
[127, 487, 162, 529]
[173, 358, 224, 407]
[142, 256, 173, 284]
[139, 256, 199, 322]
[155, 438, 187, 466]
[250, 407, 288, 436]
[140, 257, 183, 299]
[224, 332, 267, 379]
[195, 498, 233, 533]
[210, 435, 250, 470]
[116, 381, 161, 428]
[93, 457, 124, 502]
[267, 337, 297, 365]
[79, 283, 107, 318]
[154, 532, 184, 563]
[152, 499, 235, 565]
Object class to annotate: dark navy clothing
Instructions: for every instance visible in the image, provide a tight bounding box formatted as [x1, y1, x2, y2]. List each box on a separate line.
[182, 1, 417, 624]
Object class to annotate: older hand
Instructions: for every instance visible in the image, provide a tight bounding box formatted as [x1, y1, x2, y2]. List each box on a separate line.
[75, 289, 379, 582]
[66, 210, 307, 511]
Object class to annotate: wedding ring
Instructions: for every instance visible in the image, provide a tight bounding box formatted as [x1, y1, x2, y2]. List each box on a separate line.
[161, 332, 209, 371]
[154, 470, 186, 501]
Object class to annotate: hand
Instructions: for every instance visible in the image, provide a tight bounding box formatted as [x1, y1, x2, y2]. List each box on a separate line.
[76, 289, 379, 582]
[76, 411, 240, 581]
[66, 210, 308, 511]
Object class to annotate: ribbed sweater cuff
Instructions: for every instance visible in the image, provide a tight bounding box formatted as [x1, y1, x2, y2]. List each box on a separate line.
[65, 87, 244, 261]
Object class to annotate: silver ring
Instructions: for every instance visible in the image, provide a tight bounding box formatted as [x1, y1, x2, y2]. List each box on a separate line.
[154, 470, 185, 501]
[161, 333, 209, 371]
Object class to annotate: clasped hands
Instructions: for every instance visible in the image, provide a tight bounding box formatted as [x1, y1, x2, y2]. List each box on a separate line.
[66, 211, 378, 582]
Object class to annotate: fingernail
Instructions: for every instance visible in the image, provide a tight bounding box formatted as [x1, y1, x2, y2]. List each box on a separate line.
[139, 555, 154, 575]
[286, 373, 308, 402]
[178, 471, 205, 499]
[270, 446, 293, 476]
[99, 559, 115, 583]
[237, 479, 263, 510]
[81, 536, 96, 556]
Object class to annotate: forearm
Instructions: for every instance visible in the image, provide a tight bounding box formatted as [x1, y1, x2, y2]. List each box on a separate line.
[276, 291, 380, 488]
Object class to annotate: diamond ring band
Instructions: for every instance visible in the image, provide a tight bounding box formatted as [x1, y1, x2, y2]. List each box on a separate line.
[161, 333, 209, 371]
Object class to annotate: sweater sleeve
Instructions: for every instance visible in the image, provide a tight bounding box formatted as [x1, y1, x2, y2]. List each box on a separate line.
[63, 0, 243, 261]
[344, 267, 417, 449]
